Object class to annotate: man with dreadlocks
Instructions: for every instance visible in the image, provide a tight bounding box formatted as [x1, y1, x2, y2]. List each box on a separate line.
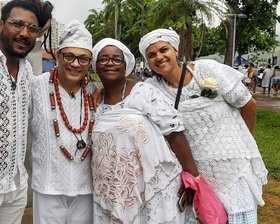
[0, 1, 53, 223]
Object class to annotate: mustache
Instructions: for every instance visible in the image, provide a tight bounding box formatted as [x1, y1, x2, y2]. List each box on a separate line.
[15, 37, 30, 45]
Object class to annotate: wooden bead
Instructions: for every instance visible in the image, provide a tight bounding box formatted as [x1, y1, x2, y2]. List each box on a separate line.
[81, 146, 91, 161]
[53, 119, 60, 137]
[49, 92, 56, 110]
[60, 146, 74, 160]
[89, 120, 94, 133]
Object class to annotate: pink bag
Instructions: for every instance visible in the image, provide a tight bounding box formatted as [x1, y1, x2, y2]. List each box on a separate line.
[181, 171, 228, 224]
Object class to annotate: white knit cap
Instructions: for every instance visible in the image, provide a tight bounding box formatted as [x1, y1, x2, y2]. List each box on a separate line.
[58, 19, 92, 54]
[92, 38, 135, 77]
[139, 28, 180, 61]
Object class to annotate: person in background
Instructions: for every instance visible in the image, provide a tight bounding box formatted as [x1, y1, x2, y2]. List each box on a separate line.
[30, 19, 97, 224]
[261, 64, 273, 94]
[270, 65, 280, 96]
[0, 1, 52, 223]
[247, 63, 258, 93]
[139, 28, 268, 224]
[91, 38, 199, 223]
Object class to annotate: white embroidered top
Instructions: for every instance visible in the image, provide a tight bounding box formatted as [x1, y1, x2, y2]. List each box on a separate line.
[146, 59, 268, 214]
[0, 51, 34, 193]
[30, 72, 97, 196]
[91, 82, 186, 224]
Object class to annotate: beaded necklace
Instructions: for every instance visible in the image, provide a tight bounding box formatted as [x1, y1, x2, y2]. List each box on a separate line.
[49, 68, 95, 162]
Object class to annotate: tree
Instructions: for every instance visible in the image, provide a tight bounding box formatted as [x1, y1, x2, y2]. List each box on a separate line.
[85, 0, 280, 65]
[223, 0, 280, 65]
[150, 0, 225, 61]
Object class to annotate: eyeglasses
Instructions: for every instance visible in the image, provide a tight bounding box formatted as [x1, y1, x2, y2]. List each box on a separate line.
[61, 52, 92, 66]
[4, 19, 41, 36]
[97, 56, 124, 66]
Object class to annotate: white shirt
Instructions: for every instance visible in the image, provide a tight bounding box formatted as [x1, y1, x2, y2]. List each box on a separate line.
[0, 51, 34, 193]
[30, 72, 97, 196]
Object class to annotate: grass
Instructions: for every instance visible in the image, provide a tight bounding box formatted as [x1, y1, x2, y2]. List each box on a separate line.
[91, 72, 101, 82]
[254, 108, 280, 180]
[254, 109, 280, 223]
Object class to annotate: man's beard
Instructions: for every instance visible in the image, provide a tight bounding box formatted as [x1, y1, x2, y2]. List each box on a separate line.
[0, 32, 35, 58]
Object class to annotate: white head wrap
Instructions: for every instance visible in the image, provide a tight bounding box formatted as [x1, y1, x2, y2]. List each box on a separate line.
[92, 38, 135, 77]
[58, 19, 93, 54]
[139, 28, 180, 61]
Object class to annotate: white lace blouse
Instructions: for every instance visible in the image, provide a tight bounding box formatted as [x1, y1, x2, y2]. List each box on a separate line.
[91, 82, 186, 224]
[146, 59, 268, 215]
[0, 52, 34, 193]
[30, 72, 97, 196]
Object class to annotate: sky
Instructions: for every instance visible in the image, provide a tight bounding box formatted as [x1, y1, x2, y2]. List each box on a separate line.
[47, 0, 279, 37]
[48, 0, 104, 25]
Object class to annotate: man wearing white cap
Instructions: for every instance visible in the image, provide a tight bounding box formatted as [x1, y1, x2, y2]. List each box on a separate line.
[30, 19, 97, 224]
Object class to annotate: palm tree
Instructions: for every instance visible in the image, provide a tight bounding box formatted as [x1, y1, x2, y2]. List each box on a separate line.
[101, 0, 123, 40]
[152, 0, 225, 61]
[84, 9, 104, 33]
[84, 9, 115, 44]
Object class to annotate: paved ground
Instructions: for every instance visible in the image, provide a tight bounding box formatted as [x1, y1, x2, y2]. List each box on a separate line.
[21, 86, 280, 224]
[253, 88, 280, 111]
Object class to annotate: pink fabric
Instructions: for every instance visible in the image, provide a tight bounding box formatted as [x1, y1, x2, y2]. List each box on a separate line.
[181, 172, 227, 224]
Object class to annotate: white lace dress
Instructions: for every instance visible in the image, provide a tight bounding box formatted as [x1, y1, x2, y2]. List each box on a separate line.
[146, 59, 268, 219]
[91, 82, 185, 224]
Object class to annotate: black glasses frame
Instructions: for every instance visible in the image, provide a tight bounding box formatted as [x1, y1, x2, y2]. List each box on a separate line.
[61, 52, 92, 66]
[97, 57, 125, 66]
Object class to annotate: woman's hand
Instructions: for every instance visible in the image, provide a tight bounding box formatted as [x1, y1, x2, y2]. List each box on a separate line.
[91, 88, 104, 110]
[178, 184, 195, 212]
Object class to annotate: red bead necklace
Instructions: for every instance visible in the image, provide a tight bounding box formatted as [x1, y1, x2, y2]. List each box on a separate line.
[49, 68, 95, 161]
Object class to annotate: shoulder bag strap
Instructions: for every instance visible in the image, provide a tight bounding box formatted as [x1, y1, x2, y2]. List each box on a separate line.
[174, 63, 187, 109]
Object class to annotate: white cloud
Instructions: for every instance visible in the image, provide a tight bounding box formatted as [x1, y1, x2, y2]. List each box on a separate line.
[48, 0, 104, 25]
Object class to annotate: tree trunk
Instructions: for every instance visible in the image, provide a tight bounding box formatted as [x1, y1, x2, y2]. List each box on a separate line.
[114, 0, 119, 39]
[224, 17, 234, 66]
[178, 26, 186, 62]
[185, 22, 193, 61]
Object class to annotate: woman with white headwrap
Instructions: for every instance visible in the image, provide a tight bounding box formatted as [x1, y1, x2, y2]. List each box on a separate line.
[139, 28, 268, 224]
[91, 38, 199, 223]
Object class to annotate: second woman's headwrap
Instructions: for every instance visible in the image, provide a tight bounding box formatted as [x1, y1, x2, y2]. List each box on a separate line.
[139, 28, 180, 61]
[92, 38, 135, 77]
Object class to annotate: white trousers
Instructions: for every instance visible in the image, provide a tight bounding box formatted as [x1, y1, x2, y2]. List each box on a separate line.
[0, 187, 28, 224]
[33, 190, 93, 224]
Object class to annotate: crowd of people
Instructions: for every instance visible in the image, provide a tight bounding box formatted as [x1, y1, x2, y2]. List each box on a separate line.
[240, 63, 280, 96]
[0, 1, 268, 224]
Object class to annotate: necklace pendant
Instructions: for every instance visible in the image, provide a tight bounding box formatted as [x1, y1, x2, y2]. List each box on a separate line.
[77, 139, 86, 149]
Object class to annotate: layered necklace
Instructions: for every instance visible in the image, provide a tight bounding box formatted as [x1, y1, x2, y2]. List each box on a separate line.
[49, 68, 95, 162]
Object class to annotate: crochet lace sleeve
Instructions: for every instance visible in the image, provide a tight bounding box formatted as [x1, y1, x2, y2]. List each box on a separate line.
[127, 82, 184, 135]
[194, 59, 252, 108]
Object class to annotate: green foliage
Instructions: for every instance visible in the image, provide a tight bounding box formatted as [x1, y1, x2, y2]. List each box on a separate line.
[193, 24, 225, 56]
[254, 109, 280, 180]
[234, 0, 280, 55]
[84, 0, 280, 61]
